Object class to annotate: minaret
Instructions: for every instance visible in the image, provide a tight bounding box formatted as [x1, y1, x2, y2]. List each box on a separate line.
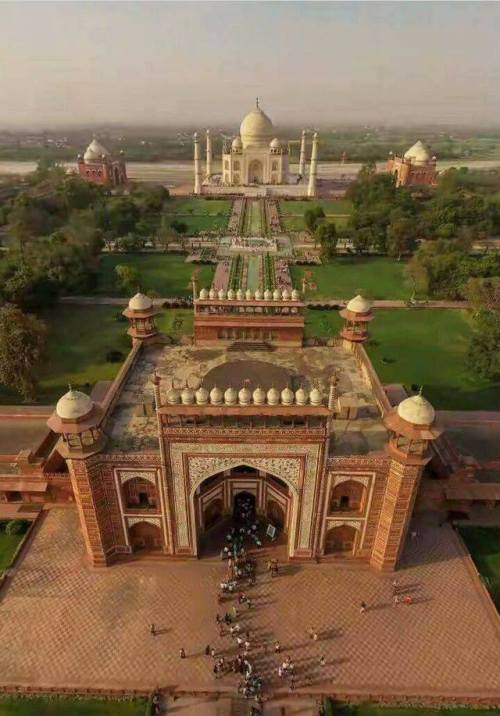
[193, 132, 202, 195]
[298, 130, 306, 178]
[307, 132, 318, 197]
[205, 129, 212, 179]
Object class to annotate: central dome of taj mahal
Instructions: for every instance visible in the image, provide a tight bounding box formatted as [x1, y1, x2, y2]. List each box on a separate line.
[239, 100, 274, 149]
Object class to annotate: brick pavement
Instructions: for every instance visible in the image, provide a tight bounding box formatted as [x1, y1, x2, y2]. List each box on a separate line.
[0, 508, 499, 697]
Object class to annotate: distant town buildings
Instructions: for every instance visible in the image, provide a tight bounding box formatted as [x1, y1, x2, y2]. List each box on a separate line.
[77, 138, 127, 187]
[387, 140, 437, 187]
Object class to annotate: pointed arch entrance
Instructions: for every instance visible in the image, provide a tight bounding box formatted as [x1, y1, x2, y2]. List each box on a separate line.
[191, 462, 297, 558]
[248, 160, 264, 184]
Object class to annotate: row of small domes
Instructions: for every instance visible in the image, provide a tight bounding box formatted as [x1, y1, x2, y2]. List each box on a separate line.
[166, 385, 323, 407]
[231, 136, 282, 150]
[199, 287, 300, 301]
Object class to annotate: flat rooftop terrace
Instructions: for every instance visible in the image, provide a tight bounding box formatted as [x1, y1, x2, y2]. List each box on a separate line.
[106, 344, 387, 453]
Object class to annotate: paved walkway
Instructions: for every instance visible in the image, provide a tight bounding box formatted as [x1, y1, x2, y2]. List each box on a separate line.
[0, 508, 498, 698]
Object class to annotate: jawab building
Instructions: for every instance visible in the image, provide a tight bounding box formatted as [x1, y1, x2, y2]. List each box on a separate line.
[31, 291, 453, 573]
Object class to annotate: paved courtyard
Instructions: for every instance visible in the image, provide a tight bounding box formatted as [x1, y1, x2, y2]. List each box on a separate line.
[0, 508, 499, 698]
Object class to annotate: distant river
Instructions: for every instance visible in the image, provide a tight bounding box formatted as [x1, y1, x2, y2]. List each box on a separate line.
[2, 158, 500, 184]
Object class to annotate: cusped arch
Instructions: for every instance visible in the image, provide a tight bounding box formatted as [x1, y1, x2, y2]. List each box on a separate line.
[189, 458, 299, 499]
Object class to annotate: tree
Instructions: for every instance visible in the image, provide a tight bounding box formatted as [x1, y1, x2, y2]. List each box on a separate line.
[115, 264, 140, 293]
[304, 207, 325, 233]
[0, 304, 46, 401]
[315, 222, 337, 259]
[466, 310, 500, 379]
[465, 276, 500, 314]
[386, 217, 416, 259]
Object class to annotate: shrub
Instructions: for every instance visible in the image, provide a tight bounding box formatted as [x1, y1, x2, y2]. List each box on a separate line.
[5, 520, 29, 535]
[0, 520, 8, 532]
[106, 349, 125, 363]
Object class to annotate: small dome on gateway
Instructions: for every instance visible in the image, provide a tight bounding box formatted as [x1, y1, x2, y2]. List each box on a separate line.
[181, 387, 195, 405]
[291, 288, 300, 301]
[404, 140, 431, 166]
[166, 387, 181, 404]
[254, 289, 263, 300]
[210, 386, 223, 405]
[128, 292, 153, 311]
[83, 138, 110, 163]
[238, 386, 251, 405]
[346, 295, 372, 314]
[236, 288, 244, 300]
[397, 393, 435, 426]
[246, 289, 253, 300]
[56, 388, 93, 420]
[253, 386, 266, 405]
[273, 288, 281, 300]
[281, 387, 294, 405]
[227, 288, 236, 300]
[282, 288, 290, 301]
[195, 386, 209, 405]
[295, 387, 308, 405]
[218, 288, 226, 300]
[199, 288, 209, 300]
[267, 387, 280, 405]
[224, 387, 238, 405]
[309, 387, 322, 406]
[264, 289, 272, 300]
[209, 287, 217, 300]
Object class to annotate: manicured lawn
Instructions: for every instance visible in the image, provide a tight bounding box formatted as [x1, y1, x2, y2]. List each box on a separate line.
[283, 215, 349, 232]
[0, 532, 25, 573]
[304, 309, 500, 410]
[157, 308, 194, 340]
[162, 197, 231, 234]
[280, 199, 353, 215]
[367, 309, 500, 410]
[96, 254, 214, 297]
[459, 527, 500, 609]
[291, 257, 410, 300]
[0, 696, 146, 715]
[328, 705, 499, 716]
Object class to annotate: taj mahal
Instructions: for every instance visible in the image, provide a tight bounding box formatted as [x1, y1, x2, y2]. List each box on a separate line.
[194, 100, 319, 197]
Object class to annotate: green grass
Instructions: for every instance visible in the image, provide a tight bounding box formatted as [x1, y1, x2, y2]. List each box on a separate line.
[327, 705, 500, 716]
[279, 199, 353, 215]
[96, 254, 214, 297]
[0, 531, 25, 573]
[291, 257, 411, 300]
[283, 215, 349, 232]
[459, 527, 500, 609]
[0, 696, 146, 715]
[0, 307, 195, 405]
[366, 310, 500, 410]
[304, 309, 500, 410]
[162, 197, 231, 234]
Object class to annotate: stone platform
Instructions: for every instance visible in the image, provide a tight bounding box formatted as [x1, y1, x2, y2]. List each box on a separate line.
[0, 508, 498, 700]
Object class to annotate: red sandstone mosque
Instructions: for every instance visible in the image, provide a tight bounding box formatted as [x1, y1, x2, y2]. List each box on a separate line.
[386, 140, 437, 187]
[2, 286, 489, 573]
[77, 138, 127, 187]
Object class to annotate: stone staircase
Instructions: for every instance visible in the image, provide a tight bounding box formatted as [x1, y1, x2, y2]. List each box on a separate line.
[228, 342, 271, 352]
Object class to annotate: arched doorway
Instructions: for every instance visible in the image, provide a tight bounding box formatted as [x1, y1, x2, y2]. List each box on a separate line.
[233, 491, 256, 521]
[204, 498, 223, 530]
[122, 476, 158, 510]
[324, 524, 357, 555]
[248, 160, 263, 184]
[330, 480, 366, 514]
[129, 521, 163, 552]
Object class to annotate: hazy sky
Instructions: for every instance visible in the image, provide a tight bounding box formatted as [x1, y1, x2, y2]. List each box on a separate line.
[1, 1, 500, 129]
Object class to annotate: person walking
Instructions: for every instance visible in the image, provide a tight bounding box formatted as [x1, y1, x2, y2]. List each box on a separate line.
[150, 623, 156, 636]
[210, 647, 217, 658]
[205, 644, 211, 656]
[360, 601, 367, 614]
[179, 648, 186, 659]
[319, 656, 326, 667]
[392, 579, 398, 595]
[274, 640, 281, 653]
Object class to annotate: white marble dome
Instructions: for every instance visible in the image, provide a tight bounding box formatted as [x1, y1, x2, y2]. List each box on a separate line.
[227, 289, 236, 300]
[56, 389, 93, 420]
[210, 386, 223, 405]
[238, 386, 251, 405]
[270, 137, 281, 149]
[128, 292, 153, 312]
[267, 387, 280, 405]
[309, 387, 322, 406]
[245, 289, 253, 300]
[181, 387, 195, 405]
[346, 295, 371, 314]
[291, 289, 300, 301]
[83, 138, 110, 163]
[166, 388, 181, 405]
[199, 288, 209, 300]
[254, 289, 263, 300]
[273, 288, 281, 300]
[281, 387, 294, 405]
[253, 386, 266, 405]
[240, 106, 274, 149]
[404, 140, 431, 166]
[232, 136, 243, 150]
[236, 289, 244, 300]
[397, 394, 435, 426]
[264, 289, 272, 300]
[295, 387, 308, 405]
[195, 386, 209, 405]
[209, 288, 217, 300]
[218, 289, 226, 300]
[224, 387, 238, 405]
[281, 289, 290, 301]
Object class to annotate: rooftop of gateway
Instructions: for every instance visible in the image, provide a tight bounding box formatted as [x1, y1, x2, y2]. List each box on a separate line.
[106, 343, 388, 454]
